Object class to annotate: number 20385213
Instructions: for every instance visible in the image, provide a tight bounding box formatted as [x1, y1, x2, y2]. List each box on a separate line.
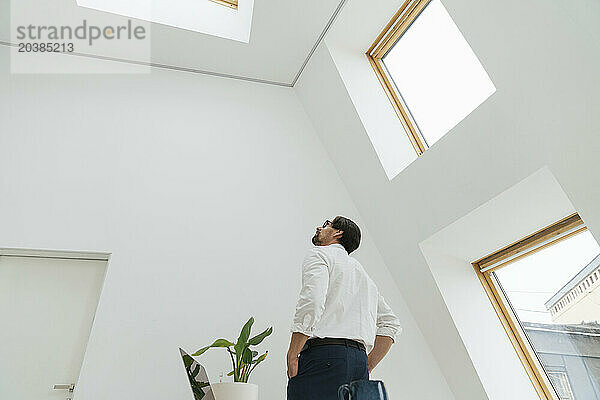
[18, 42, 74, 53]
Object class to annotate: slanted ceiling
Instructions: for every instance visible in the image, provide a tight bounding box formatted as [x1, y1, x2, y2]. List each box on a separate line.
[0, 0, 348, 85]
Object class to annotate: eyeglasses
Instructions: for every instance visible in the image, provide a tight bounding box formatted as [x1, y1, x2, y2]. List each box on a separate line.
[322, 220, 332, 228]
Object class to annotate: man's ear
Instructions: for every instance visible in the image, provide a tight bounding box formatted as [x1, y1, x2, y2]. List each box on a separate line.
[334, 230, 343, 238]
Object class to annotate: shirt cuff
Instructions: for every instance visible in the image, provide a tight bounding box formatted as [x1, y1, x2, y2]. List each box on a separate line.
[290, 323, 315, 337]
[376, 327, 400, 342]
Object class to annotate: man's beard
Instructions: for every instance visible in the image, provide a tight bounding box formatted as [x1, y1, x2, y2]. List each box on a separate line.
[312, 233, 320, 245]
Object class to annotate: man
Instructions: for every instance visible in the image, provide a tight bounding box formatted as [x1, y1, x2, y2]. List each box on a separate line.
[287, 216, 401, 400]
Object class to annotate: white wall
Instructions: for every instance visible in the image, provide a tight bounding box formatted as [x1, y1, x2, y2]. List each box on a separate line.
[0, 46, 448, 399]
[295, 0, 600, 398]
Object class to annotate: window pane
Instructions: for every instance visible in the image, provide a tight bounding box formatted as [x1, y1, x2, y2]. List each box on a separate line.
[383, 0, 495, 147]
[494, 231, 600, 399]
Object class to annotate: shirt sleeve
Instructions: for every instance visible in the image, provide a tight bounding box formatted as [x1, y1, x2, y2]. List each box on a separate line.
[376, 294, 402, 342]
[291, 247, 330, 336]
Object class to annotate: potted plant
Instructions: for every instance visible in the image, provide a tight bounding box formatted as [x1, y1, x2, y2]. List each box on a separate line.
[192, 317, 273, 400]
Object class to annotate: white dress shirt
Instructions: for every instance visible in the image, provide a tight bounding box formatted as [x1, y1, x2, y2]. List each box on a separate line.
[291, 243, 402, 353]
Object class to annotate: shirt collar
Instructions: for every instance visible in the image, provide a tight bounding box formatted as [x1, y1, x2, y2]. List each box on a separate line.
[329, 243, 347, 252]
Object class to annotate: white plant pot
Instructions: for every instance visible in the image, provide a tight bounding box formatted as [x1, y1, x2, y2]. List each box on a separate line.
[211, 382, 258, 400]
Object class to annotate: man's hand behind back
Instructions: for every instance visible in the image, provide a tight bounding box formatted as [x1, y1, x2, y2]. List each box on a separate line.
[287, 332, 309, 378]
[287, 354, 299, 378]
[367, 335, 394, 373]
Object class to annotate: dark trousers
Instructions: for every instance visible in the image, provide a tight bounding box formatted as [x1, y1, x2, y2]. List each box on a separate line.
[287, 344, 369, 400]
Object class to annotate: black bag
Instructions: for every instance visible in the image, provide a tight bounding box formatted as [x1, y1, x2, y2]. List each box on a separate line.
[338, 380, 388, 400]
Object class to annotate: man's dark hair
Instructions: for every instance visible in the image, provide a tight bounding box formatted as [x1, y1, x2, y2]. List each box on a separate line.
[331, 216, 361, 254]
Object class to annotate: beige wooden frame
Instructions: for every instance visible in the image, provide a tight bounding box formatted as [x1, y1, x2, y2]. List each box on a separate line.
[472, 213, 586, 400]
[366, 0, 433, 155]
[209, 0, 238, 10]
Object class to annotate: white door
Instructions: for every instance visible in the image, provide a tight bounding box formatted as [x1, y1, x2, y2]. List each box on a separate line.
[0, 253, 107, 400]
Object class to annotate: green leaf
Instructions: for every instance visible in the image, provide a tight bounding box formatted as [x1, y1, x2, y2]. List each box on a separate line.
[238, 317, 254, 346]
[191, 364, 200, 379]
[191, 384, 206, 400]
[213, 338, 235, 348]
[252, 351, 258, 357]
[255, 351, 268, 365]
[227, 370, 234, 376]
[183, 355, 194, 369]
[242, 348, 253, 364]
[248, 326, 273, 346]
[192, 346, 211, 357]
[192, 338, 234, 356]
[234, 317, 254, 355]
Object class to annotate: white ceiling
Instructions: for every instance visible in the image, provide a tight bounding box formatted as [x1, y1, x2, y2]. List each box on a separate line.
[149, 0, 344, 85]
[0, 0, 345, 85]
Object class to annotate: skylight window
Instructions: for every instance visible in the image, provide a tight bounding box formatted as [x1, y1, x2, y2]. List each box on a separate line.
[209, 0, 238, 10]
[368, 0, 495, 153]
[473, 213, 600, 400]
[77, 0, 253, 42]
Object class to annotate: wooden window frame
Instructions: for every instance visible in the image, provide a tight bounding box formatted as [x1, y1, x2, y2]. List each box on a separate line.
[209, 0, 238, 10]
[472, 213, 587, 400]
[366, 0, 433, 156]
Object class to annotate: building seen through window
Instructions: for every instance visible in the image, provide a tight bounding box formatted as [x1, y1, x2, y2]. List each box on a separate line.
[493, 229, 600, 399]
